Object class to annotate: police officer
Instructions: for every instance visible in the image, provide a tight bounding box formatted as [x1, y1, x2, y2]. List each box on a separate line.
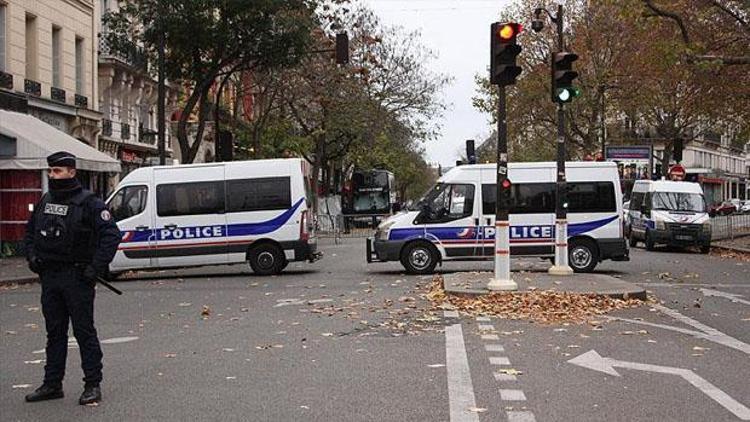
[23, 151, 121, 405]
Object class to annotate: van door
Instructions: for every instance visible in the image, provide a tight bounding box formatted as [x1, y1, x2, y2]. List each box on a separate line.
[152, 166, 228, 268]
[108, 184, 154, 271]
[419, 183, 479, 258]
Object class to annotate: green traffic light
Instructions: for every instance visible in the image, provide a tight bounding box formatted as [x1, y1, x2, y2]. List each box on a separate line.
[556, 87, 580, 103]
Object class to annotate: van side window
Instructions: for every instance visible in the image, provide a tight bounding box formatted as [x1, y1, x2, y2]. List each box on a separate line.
[226, 177, 291, 213]
[157, 181, 224, 216]
[568, 182, 616, 213]
[481, 183, 555, 215]
[423, 183, 474, 223]
[108, 185, 147, 222]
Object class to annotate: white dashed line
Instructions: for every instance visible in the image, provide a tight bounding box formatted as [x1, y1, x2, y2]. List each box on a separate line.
[476, 316, 491, 322]
[489, 357, 511, 366]
[507, 410, 537, 422]
[494, 372, 517, 382]
[481, 334, 500, 340]
[444, 310, 460, 318]
[485, 344, 505, 352]
[499, 389, 527, 401]
[478, 324, 496, 331]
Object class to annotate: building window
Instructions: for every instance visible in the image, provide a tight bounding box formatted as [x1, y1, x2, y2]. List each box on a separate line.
[25, 14, 38, 80]
[52, 26, 62, 87]
[0, 5, 6, 72]
[75, 36, 84, 94]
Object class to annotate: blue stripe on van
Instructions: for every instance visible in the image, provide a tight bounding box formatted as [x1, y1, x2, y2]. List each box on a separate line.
[388, 215, 618, 241]
[119, 198, 304, 244]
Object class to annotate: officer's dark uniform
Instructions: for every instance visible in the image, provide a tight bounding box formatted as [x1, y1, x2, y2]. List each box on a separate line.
[23, 152, 121, 405]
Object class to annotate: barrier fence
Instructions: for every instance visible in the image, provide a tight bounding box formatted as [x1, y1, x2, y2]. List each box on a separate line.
[711, 214, 750, 241]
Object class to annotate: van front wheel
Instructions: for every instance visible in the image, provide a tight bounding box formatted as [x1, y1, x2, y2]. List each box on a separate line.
[401, 242, 438, 275]
[248, 243, 286, 275]
[569, 239, 599, 273]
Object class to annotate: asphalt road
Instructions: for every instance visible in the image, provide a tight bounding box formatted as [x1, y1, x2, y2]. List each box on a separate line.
[1, 238, 749, 421]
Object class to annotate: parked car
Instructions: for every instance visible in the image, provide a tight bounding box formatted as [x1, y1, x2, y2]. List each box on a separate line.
[709, 201, 737, 216]
[740, 200, 750, 214]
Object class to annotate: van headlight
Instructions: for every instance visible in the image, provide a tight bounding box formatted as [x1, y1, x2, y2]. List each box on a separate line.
[655, 220, 666, 231]
[702, 222, 712, 233]
[376, 221, 395, 240]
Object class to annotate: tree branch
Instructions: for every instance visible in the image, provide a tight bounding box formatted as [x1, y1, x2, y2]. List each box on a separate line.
[643, 0, 691, 44]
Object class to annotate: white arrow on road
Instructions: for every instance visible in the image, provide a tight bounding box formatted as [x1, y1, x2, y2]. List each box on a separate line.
[700, 288, 750, 306]
[569, 350, 750, 420]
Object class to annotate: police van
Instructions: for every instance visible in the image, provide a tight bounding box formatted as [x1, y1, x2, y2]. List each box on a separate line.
[106, 159, 319, 275]
[366, 161, 628, 274]
[627, 180, 711, 253]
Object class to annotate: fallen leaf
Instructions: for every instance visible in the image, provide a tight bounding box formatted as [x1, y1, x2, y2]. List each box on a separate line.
[24, 359, 45, 364]
[321, 333, 334, 337]
[12, 384, 32, 389]
[226, 376, 237, 380]
[178, 302, 191, 307]
[692, 346, 710, 351]
[620, 331, 635, 335]
[222, 348, 236, 352]
[467, 407, 488, 413]
[164, 353, 177, 358]
[497, 368, 523, 375]
[427, 364, 446, 368]
[201, 305, 211, 317]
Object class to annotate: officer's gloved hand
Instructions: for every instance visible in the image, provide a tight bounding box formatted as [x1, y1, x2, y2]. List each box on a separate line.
[82, 265, 99, 287]
[28, 256, 43, 274]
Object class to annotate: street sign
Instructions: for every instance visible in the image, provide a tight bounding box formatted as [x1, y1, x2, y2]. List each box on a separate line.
[668, 164, 686, 181]
[568, 350, 750, 420]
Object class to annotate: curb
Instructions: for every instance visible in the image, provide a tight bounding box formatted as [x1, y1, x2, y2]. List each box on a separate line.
[713, 245, 750, 254]
[444, 286, 648, 301]
[0, 276, 39, 286]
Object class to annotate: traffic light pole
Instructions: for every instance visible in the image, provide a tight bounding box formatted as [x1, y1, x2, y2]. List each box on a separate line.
[488, 85, 517, 291]
[157, 25, 166, 166]
[549, 3, 573, 276]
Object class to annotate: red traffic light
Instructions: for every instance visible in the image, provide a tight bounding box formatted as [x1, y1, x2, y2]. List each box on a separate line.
[501, 179, 512, 189]
[497, 23, 522, 41]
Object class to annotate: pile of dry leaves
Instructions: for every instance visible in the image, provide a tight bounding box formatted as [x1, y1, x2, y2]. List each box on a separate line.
[710, 247, 750, 262]
[426, 275, 647, 324]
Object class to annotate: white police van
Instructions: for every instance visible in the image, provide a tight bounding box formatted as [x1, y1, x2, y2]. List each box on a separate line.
[106, 159, 319, 275]
[627, 180, 711, 253]
[366, 161, 628, 274]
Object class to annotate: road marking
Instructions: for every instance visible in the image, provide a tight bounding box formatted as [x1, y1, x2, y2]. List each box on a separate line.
[499, 389, 527, 401]
[569, 350, 750, 421]
[101, 336, 139, 344]
[444, 310, 460, 318]
[507, 411, 537, 422]
[494, 372, 517, 381]
[485, 344, 505, 352]
[489, 357, 511, 365]
[476, 316, 491, 322]
[605, 304, 750, 356]
[701, 288, 750, 306]
[445, 324, 480, 422]
[478, 324, 495, 331]
[638, 283, 750, 288]
[481, 334, 500, 340]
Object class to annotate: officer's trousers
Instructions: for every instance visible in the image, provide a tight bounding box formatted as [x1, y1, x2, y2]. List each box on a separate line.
[40, 265, 103, 386]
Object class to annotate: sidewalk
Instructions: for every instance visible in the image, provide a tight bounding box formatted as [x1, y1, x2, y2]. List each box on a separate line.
[714, 234, 750, 254]
[0, 257, 38, 285]
[443, 270, 647, 300]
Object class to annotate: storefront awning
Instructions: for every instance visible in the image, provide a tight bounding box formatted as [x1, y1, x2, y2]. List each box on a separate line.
[0, 110, 120, 173]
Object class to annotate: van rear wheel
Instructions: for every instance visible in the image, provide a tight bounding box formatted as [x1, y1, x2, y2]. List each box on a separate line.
[569, 238, 599, 273]
[248, 243, 286, 275]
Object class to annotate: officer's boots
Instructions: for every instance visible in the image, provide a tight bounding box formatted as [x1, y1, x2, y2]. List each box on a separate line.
[25, 383, 64, 402]
[79, 383, 101, 405]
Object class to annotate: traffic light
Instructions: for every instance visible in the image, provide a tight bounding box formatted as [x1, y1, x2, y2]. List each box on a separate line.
[490, 22, 522, 86]
[466, 139, 476, 164]
[551, 52, 579, 103]
[335, 33, 349, 64]
[499, 178, 512, 208]
[673, 138, 684, 163]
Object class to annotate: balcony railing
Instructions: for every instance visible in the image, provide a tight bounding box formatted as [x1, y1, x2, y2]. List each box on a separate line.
[102, 119, 113, 136]
[99, 32, 148, 71]
[0, 71, 12, 90]
[24, 79, 41, 97]
[51, 87, 66, 103]
[75, 94, 88, 109]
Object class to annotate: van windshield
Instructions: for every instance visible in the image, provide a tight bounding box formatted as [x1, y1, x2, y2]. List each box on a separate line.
[651, 192, 705, 212]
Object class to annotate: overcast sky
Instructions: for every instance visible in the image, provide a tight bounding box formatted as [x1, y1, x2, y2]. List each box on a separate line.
[361, 0, 514, 166]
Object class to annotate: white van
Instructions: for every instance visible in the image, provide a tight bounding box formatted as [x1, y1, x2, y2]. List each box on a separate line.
[627, 180, 711, 253]
[106, 159, 319, 275]
[366, 161, 628, 274]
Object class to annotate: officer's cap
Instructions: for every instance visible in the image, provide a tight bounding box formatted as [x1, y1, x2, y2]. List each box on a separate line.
[47, 151, 76, 168]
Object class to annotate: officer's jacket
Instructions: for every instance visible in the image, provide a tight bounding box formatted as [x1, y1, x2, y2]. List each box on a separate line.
[24, 189, 121, 270]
